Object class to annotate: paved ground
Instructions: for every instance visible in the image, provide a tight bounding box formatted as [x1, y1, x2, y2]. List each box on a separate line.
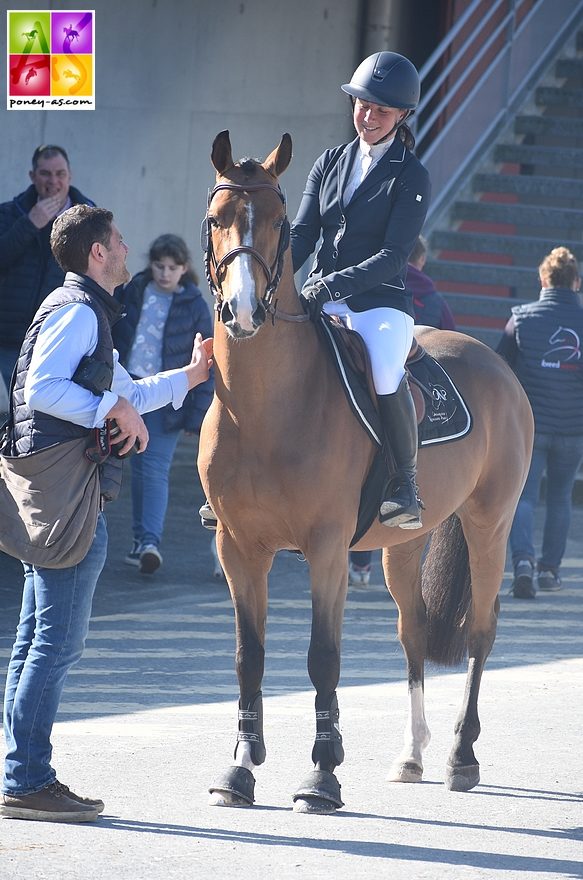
[0, 436, 582, 879]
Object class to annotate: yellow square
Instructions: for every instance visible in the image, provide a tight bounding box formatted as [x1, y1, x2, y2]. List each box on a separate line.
[51, 54, 93, 97]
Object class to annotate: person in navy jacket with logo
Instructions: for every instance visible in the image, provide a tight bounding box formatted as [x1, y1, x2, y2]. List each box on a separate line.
[291, 51, 431, 529]
[497, 246, 583, 597]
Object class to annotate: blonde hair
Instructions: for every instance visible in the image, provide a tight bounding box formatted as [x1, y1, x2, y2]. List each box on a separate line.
[539, 247, 579, 289]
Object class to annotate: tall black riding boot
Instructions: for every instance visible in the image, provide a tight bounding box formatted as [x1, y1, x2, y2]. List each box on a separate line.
[378, 375, 423, 529]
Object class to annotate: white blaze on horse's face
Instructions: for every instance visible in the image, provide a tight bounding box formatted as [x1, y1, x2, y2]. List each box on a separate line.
[226, 201, 257, 336]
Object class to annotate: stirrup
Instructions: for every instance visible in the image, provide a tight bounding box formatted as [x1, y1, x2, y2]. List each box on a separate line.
[199, 501, 217, 531]
[379, 482, 423, 530]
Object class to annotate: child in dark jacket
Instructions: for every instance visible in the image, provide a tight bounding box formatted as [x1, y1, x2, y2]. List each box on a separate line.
[113, 234, 213, 574]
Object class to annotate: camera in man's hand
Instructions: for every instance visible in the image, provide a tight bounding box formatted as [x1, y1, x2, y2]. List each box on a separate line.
[109, 420, 140, 458]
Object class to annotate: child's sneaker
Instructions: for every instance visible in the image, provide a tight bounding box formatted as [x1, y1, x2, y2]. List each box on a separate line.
[139, 543, 162, 574]
[124, 540, 141, 567]
[537, 569, 562, 592]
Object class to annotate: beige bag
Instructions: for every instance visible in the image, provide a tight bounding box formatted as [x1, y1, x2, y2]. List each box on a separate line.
[0, 436, 100, 569]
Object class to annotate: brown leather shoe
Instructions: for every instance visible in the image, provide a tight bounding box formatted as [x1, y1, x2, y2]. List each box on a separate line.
[1, 780, 100, 822]
[58, 782, 105, 813]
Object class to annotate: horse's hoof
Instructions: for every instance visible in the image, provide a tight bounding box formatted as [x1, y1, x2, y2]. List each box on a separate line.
[293, 796, 338, 814]
[445, 763, 480, 791]
[387, 760, 423, 783]
[209, 790, 251, 807]
[292, 770, 344, 813]
[209, 765, 255, 806]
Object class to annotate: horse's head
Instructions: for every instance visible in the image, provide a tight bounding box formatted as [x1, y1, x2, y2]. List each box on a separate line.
[202, 130, 292, 339]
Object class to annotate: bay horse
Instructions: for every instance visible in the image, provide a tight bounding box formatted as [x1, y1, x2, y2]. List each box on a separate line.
[197, 130, 533, 814]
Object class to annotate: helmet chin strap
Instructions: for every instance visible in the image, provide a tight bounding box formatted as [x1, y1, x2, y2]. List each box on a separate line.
[373, 108, 413, 145]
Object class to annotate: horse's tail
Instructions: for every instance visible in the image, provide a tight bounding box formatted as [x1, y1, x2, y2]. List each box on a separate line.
[422, 513, 471, 666]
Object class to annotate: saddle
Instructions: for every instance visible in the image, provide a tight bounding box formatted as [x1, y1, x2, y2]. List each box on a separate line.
[316, 315, 473, 545]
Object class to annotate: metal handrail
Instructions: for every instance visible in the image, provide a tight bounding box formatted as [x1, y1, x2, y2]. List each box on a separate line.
[414, 0, 583, 224]
[416, 6, 513, 146]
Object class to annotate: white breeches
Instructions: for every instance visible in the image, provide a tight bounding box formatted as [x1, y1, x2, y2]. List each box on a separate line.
[323, 303, 414, 395]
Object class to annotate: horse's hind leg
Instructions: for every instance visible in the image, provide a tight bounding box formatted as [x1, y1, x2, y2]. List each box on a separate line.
[383, 535, 431, 783]
[209, 529, 272, 807]
[445, 506, 507, 791]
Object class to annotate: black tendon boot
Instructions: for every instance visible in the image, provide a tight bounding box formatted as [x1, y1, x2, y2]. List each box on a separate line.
[378, 375, 423, 529]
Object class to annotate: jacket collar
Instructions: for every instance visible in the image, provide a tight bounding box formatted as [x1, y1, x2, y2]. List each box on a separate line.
[540, 287, 581, 305]
[337, 136, 407, 209]
[63, 272, 125, 325]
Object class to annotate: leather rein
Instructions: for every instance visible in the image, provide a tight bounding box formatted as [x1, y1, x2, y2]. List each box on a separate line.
[201, 181, 308, 324]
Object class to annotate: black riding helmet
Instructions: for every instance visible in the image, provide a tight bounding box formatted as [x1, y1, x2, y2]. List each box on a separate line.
[341, 51, 420, 111]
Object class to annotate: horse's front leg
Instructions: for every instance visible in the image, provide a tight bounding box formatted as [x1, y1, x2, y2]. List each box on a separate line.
[209, 528, 272, 807]
[383, 537, 431, 783]
[293, 531, 349, 814]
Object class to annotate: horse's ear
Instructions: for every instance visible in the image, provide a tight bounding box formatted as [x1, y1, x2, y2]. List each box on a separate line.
[263, 133, 292, 178]
[211, 130, 234, 175]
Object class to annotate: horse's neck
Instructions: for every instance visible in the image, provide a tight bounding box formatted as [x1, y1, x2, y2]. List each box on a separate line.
[214, 273, 325, 424]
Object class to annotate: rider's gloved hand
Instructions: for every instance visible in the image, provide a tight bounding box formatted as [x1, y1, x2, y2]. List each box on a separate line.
[299, 281, 333, 322]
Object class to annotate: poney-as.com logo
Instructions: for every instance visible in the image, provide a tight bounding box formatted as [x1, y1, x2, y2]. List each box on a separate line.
[7, 10, 95, 110]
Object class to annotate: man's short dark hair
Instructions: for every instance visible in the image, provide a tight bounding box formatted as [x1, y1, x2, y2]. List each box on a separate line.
[32, 144, 70, 170]
[51, 205, 114, 275]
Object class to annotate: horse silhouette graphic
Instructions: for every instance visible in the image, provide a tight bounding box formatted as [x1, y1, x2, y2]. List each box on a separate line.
[543, 326, 581, 363]
[63, 25, 80, 42]
[25, 67, 37, 86]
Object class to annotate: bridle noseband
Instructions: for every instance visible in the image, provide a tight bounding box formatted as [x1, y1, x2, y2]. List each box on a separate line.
[202, 181, 294, 322]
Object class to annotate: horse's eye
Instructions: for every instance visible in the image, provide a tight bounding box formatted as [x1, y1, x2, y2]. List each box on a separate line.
[208, 216, 220, 229]
[273, 218, 284, 230]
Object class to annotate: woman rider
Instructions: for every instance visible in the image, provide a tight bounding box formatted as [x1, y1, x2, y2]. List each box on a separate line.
[292, 51, 431, 528]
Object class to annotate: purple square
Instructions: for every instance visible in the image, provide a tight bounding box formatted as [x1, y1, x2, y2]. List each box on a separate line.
[51, 11, 93, 54]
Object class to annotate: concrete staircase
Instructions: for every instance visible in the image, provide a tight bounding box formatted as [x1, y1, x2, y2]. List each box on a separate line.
[427, 31, 583, 348]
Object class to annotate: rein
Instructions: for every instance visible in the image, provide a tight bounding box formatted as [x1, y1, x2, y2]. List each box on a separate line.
[202, 181, 308, 324]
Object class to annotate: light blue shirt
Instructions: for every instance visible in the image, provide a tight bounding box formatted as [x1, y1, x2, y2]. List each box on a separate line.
[24, 302, 189, 428]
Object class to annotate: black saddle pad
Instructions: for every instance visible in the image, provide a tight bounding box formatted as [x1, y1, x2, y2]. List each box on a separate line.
[316, 316, 473, 546]
[317, 316, 472, 449]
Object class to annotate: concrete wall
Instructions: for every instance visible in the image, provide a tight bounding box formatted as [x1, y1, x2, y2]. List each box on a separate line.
[2, 0, 362, 285]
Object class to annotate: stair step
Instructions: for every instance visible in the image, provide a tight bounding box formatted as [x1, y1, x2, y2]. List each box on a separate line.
[555, 58, 583, 80]
[535, 85, 583, 107]
[440, 291, 529, 319]
[473, 172, 583, 199]
[431, 230, 583, 263]
[425, 259, 537, 290]
[515, 113, 583, 138]
[452, 198, 583, 230]
[494, 142, 583, 168]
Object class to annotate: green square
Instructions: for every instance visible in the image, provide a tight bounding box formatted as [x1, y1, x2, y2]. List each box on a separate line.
[8, 11, 51, 54]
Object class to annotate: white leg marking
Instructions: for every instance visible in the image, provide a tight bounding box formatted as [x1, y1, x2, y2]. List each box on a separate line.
[388, 682, 431, 782]
[234, 741, 256, 771]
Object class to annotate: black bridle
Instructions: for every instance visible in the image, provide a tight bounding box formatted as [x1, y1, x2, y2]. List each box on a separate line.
[201, 181, 293, 322]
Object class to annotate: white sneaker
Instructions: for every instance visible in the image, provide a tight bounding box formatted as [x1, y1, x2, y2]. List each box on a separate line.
[348, 563, 371, 587]
[139, 544, 162, 574]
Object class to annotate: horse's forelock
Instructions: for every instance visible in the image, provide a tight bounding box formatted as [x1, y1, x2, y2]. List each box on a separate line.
[238, 158, 262, 176]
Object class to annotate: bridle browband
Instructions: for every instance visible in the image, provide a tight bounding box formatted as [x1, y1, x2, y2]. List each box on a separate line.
[201, 180, 307, 324]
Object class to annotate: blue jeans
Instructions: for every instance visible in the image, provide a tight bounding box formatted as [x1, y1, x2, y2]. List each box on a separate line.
[2, 514, 108, 794]
[130, 408, 180, 547]
[510, 432, 583, 572]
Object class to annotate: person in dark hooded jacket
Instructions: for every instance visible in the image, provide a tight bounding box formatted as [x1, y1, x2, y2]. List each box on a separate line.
[0, 145, 95, 385]
[408, 235, 456, 330]
[113, 234, 213, 574]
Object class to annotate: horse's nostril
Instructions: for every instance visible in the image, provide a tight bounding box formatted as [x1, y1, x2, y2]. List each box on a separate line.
[252, 302, 266, 328]
[220, 300, 234, 324]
